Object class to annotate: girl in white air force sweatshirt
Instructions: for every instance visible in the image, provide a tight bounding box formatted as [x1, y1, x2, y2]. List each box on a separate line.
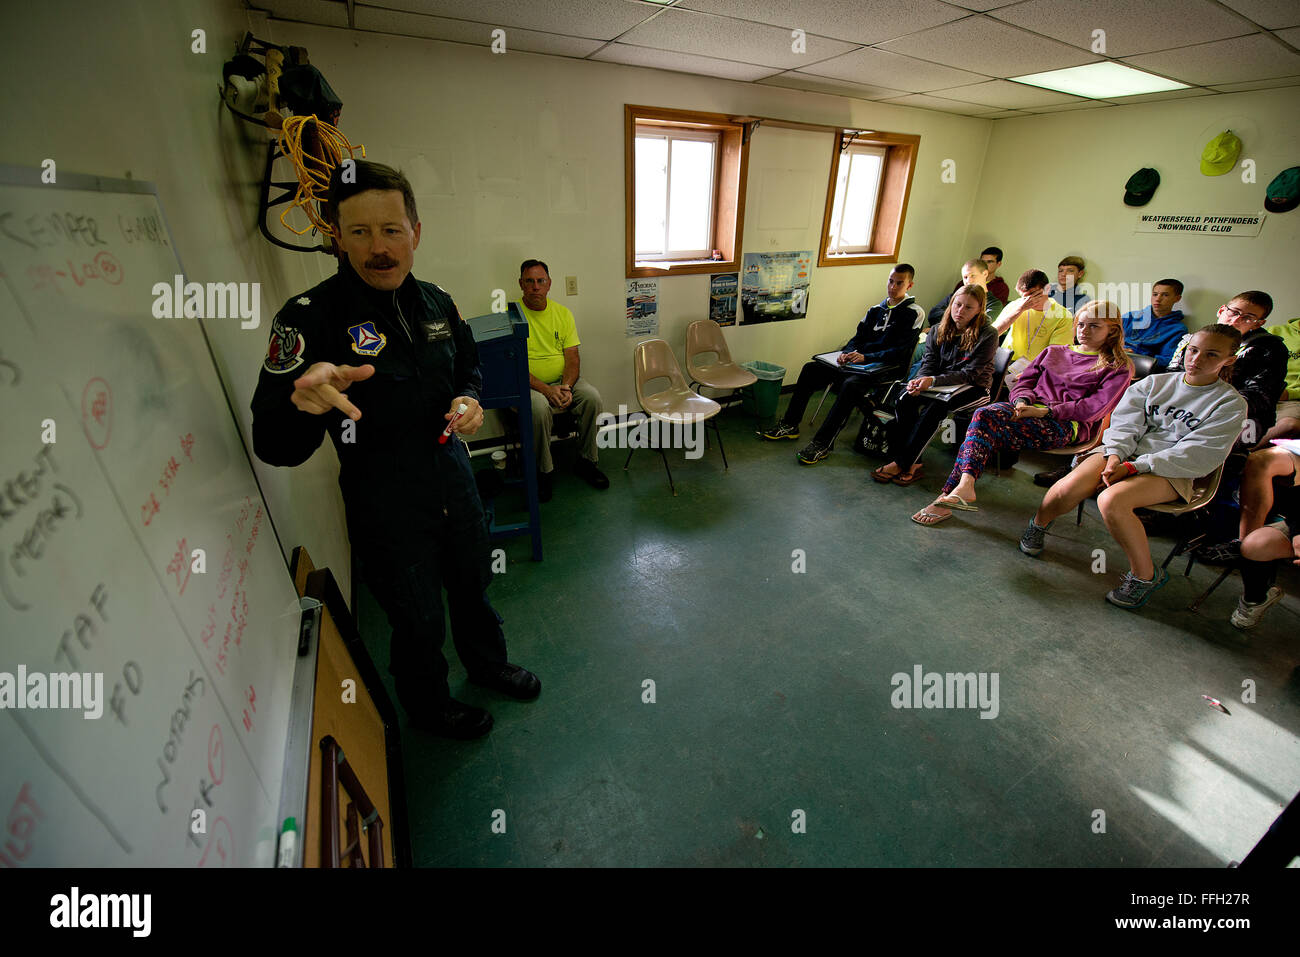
[1017, 324, 1248, 609]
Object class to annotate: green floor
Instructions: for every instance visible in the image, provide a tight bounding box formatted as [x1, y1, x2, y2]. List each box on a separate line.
[356, 399, 1300, 867]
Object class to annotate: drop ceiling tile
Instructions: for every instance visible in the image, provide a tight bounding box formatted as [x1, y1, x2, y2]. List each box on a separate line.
[590, 43, 781, 81]
[615, 7, 858, 69]
[354, 5, 606, 55]
[1024, 101, 1117, 113]
[1211, 74, 1300, 91]
[1216, 0, 1300, 29]
[756, 73, 909, 100]
[1275, 26, 1300, 46]
[1123, 33, 1300, 85]
[927, 79, 1088, 108]
[878, 93, 1001, 115]
[377, 0, 656, 40]
[988, 0, 1256, 57]
[877, 15, 1101, 77]
[1105, 86, 1217, 103]
[260, 0, 351, 27]
[797, 46, 989, 93]
[675, 0, 966, 45]
[978, 109, 1036, 118]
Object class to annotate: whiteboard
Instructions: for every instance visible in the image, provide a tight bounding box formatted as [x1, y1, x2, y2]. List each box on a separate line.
[0, 169, 302, 867]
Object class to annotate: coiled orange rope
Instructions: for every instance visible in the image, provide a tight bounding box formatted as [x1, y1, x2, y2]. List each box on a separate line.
[277, 115, 365, 239]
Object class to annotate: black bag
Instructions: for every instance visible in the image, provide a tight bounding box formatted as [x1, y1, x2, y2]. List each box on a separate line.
[853, 403, 892, 458]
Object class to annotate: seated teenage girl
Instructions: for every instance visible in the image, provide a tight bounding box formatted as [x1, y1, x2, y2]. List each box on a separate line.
[871, 285, 998, 486]
[1018, 324, 1248, 609]
[911, 300, 1133, 525]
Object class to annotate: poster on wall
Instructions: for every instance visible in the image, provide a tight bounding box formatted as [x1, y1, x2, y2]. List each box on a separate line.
[709, 273, 738, 327]
[1134, 212, 1265, 236]
[626, 278, 659, 338]
[740, 250, 812, 324]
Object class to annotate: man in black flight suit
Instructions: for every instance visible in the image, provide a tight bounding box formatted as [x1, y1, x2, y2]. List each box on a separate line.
[251, 160, 539, 739]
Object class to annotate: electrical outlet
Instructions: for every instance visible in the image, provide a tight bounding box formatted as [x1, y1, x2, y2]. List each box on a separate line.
[565, 275, 578, 296]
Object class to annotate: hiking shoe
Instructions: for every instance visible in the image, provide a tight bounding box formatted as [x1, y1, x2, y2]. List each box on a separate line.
[1195, 538, 1241, 565]
[1106, 568, 1169, 609]
[1018, 519, 1053, 556]
[797, 439, 831, 464]
[1230, 587, 1284, 630]
[761, 422, 800, 441]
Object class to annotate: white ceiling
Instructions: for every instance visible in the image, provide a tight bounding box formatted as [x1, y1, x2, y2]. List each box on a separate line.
[249, 0, 1300, 117]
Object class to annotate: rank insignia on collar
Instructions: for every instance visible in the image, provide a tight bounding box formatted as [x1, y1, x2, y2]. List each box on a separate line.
[296, 297, 311, 306]
[349, 321, 388, 356]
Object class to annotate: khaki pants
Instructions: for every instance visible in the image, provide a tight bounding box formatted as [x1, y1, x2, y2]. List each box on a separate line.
[530, 377, 602, 473]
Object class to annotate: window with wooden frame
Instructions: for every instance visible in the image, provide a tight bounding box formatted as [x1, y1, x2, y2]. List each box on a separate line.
[626, 105, 749, 278]
[818, 130, 920, 268]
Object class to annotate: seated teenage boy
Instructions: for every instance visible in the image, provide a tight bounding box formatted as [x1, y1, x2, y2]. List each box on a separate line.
[993, 268, 1075, 386]
[927, 258, 1004, 325]
[1121, 279, 1188, 371]
[762, 264, 925, 464]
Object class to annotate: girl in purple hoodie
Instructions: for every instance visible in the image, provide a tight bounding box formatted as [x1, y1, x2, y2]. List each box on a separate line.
[912, 301, 1133, 526]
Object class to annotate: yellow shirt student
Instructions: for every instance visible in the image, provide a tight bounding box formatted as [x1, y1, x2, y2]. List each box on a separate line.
[999, 297, 1074, 362]
[519, 299, 581, 383]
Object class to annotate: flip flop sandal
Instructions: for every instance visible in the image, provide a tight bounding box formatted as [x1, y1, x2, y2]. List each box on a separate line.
[911, 506, 951, 526]
[891, 466, 925, 486]
[935, 493, 978, 511]
[872, 465, 899, 483]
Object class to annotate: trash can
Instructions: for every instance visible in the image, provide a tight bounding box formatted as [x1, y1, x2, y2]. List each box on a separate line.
[739, 360, 785, 420]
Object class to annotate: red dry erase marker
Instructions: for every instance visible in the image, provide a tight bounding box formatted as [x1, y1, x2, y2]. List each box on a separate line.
[440, 403, 468, 444]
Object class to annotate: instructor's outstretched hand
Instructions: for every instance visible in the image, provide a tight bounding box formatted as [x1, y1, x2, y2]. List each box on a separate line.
[291, 362, 376, 420]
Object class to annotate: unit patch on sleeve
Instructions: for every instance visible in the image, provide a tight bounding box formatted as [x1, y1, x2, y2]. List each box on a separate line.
[348, 321, 388, 356]
[264, 313, 306, 374]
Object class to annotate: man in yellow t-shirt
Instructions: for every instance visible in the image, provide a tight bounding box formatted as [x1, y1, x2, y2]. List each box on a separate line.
[994, 267, 1075, 387]
[518, 259, 607, 501]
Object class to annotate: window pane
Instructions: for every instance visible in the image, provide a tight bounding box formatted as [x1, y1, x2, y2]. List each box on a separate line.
[635, 136, 668, 255]
[828, 163, 851, 252]
[667, 138, 714, 254]
[837, 151, 882, 250]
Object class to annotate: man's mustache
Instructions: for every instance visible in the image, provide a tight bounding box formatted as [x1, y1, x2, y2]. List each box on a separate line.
[366, 257, 398, 268]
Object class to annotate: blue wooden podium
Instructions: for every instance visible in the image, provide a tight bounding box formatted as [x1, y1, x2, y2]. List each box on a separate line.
[468, 304, 543, 560]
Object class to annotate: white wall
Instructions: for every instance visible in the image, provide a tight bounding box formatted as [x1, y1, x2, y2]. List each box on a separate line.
[966, 88, 1300, 323]
[266, 21, 995, 412]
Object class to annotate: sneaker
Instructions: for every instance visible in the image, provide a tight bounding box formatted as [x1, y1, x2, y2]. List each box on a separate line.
[1230, 587, 1284, 630]
[1106, 568, 1170, 609]
[761, 422, 800, 441]
[797, 439, 831, 464]
[1194, 538, 1241, 565]
[1018, 519, 1053, 556]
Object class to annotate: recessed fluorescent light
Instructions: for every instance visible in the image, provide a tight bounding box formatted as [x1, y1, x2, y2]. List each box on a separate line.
[1011, 62, 1189, 99]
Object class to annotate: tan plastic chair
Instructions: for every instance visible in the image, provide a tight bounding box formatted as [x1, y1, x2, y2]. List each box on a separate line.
[628, 338, 724, 495]
[686, 319, 757, 394]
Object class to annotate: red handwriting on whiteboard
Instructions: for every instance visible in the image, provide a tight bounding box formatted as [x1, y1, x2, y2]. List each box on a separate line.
[197, 817, 234, 867]
[140, 435, 196, 525]
[0, 783, 44, 868]
[207, 724, 224, 786]
[166, 539, 192, 596]
[27, 253, 124, 291]
[81, 378, 112, 450]
[242, 685, 257, 733]
[199, 603, 217, 648]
